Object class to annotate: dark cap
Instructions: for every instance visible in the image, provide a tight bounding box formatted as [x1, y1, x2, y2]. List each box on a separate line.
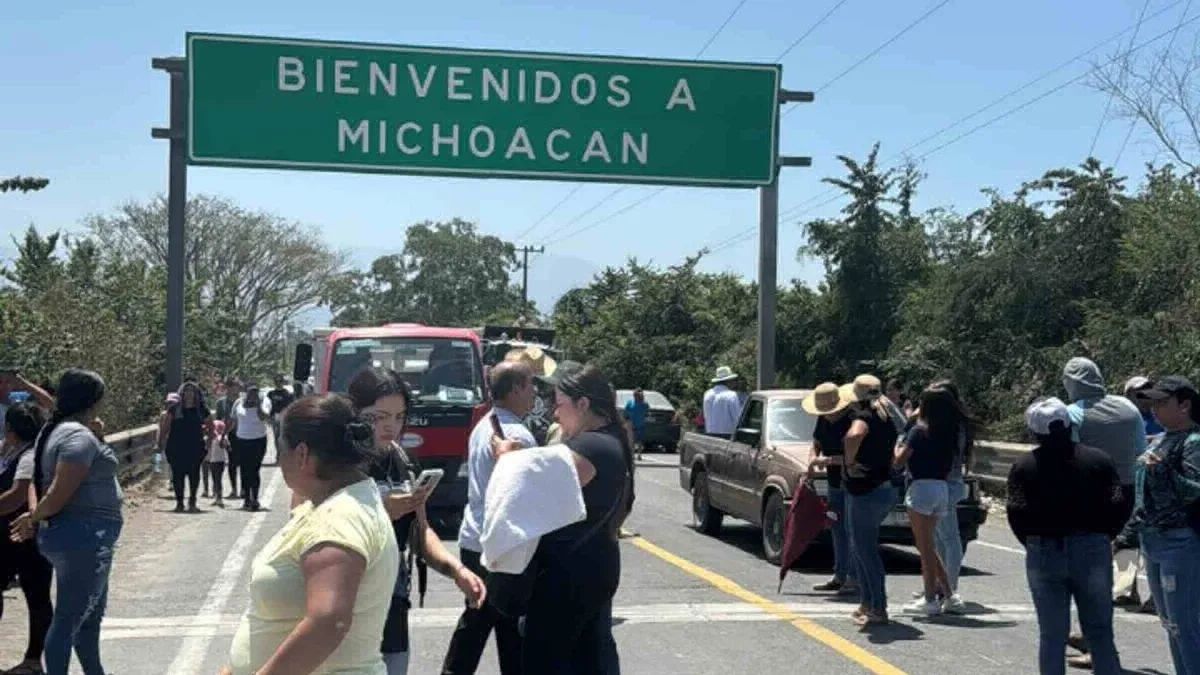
[1139, 375, 1198, 400]
[536, 360, 585, 389]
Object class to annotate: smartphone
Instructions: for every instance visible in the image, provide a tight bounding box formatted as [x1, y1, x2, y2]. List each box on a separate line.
[414, 468, 444, 494]
[490, 413, 505, 439]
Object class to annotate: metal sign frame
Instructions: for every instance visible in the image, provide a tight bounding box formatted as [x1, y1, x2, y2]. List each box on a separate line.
[153, 37, 811, 393]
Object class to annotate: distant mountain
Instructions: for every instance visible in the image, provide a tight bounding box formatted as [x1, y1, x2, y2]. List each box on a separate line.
[524, 253, 599, 316]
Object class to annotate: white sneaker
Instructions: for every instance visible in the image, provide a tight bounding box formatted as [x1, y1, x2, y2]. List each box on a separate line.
[942, 594, 966, 614]
[902, 598, 943, 617]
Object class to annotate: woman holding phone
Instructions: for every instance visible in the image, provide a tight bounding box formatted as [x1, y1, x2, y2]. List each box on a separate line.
[347, 368, 485, 675]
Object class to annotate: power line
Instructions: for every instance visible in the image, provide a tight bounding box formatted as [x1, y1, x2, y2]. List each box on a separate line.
[773, 0, 852, 62]
[695, 0, 751, 58]
[712, 11, 1200, 256]
[782, 0, 955, 119]
[513, 185, 584, 242]
[1115, 0, 1194, 165]
[1088, 0, 1154, 158]
[535, 186, 628, 245]
[543, 187, 670, 245]
[538, 0, 749, 247]
[776, 0, 1192, 221]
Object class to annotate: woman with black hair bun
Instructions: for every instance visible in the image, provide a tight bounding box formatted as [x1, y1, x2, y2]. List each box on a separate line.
[348, 367, 485, 675]
[9, 368, 122, 675]
[492, 362, 634, 674]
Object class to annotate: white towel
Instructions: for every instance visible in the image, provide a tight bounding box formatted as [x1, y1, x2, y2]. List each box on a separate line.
[480, 444, 587, 574]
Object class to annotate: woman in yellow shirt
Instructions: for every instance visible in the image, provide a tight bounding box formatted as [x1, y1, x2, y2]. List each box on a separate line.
[223, 394, 399, 675]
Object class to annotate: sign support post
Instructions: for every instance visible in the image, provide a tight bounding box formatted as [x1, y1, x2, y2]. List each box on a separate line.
[758, 89, 813, 390]
[152, 57, 188, 393]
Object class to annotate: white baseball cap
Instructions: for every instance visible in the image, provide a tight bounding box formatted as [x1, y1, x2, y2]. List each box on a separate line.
[1025, 397, 1071, 435]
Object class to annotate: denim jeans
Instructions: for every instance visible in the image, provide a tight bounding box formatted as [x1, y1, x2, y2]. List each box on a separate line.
[1024, 534, 1121, 675]
[846, 483, 897, 613]
[828, 487, 855, 582]
[37, 514, 123, 675]
[1141, 528, 1200, 675]
[933, 478, 966, 592]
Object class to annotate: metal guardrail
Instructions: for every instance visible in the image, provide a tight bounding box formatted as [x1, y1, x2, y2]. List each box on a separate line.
[105, 424, 159, 483]
[971, 439, 1034, 494]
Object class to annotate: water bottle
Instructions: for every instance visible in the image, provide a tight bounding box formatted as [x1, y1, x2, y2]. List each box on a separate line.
[153, 452, 163, 475]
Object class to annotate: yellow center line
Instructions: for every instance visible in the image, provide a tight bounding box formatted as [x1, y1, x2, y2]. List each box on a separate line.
[628, 534, 907, 675]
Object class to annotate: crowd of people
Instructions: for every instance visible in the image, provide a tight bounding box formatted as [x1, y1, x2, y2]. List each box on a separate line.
[0, 359, 634, 675]
[1, 352, 1196, 674]
[792, 358, 1199, 675]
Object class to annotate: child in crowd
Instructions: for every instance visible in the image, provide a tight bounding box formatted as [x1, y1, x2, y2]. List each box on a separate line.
[207, 420, 229, 508]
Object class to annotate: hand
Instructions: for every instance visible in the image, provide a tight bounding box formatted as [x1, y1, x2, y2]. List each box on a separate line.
[383, 486, 430, 521]
[453, 564, 487, 609]
[89, 417, 106, 436]
[491, 436, 526, 459]
[217, 667, 234, 675]
[10, 513, 33, 543]
[1142, 451, 1162, 467]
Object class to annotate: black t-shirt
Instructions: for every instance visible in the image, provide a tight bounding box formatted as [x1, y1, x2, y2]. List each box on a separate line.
[845, 407, 898, 496]
[904, 425, 955, 481]
[367, 444, 419, 652]
[1006, 442, 1126, 543]
[813, 415, 853, 489]
[267, 388, 295, 419]
[537, 424, 629, 596]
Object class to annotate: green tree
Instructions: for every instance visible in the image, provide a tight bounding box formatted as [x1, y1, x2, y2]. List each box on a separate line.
[328, 219, 531, 327]
[0, 176, 49, 194]
[86, 195, 345, 377]
[799, 145, 930, 379]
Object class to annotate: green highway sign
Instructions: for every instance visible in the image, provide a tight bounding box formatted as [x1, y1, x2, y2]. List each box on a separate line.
[186, 33, 781, 187]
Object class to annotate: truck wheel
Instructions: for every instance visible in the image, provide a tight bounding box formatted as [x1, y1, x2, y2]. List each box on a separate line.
[761, 491, 786, 565]
[692, 471, 724, 535]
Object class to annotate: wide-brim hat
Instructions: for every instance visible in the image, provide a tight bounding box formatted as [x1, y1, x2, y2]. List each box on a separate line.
[504, 346, 558, 378]
[839, 374, 883, 403]
[802, 382, 852, 416]
[712, 366, 739, 384]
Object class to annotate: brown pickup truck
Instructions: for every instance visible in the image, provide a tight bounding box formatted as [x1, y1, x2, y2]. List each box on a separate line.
[678, 389, 987, 564]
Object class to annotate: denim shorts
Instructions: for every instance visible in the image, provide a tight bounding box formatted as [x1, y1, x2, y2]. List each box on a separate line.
[904, 479, 949, 517]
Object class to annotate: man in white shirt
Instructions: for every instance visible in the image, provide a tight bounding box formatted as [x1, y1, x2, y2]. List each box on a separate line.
[443, 361, 537, 674]
[703, 366, 746, 437]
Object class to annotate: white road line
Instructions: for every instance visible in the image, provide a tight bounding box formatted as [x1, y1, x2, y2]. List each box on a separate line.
[975, 538, 1150, 584]
[104, 600, 1159, 641]
[975, 540, 1027, 555]
[166, 469, 285, 675]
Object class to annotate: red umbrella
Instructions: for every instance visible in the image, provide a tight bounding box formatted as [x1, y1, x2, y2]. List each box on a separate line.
[778, 479, 834, 592]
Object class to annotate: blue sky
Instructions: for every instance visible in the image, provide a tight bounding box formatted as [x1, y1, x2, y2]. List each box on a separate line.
[2, 0, 1191, 316]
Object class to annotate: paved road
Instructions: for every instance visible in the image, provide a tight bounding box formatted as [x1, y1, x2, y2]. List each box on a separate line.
[1, 449, 1177, 674]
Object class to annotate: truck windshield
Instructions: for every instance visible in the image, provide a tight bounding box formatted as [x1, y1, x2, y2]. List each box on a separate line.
[766, 399, 816, 443]
[329, 337, 483, 404]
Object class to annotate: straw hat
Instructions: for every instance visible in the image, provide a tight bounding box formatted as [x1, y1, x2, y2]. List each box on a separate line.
[504, 346, 558, 378]
[839, 374, 884, 403]
[711, 366, 739, 384]
[801, 382, 852, 416]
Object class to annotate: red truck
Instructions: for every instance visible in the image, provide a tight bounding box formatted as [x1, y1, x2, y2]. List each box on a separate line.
[294, 323, 489, 526]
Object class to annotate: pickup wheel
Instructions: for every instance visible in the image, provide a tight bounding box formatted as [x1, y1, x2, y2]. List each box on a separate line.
[761, 491, 786, 566]
[692, 471, 724, 535]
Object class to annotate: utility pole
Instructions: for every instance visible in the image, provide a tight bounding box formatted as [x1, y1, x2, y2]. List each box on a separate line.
[757, 89, 814, 390]
[152, 56, 188, 393]
[517, 245, 544, 306]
